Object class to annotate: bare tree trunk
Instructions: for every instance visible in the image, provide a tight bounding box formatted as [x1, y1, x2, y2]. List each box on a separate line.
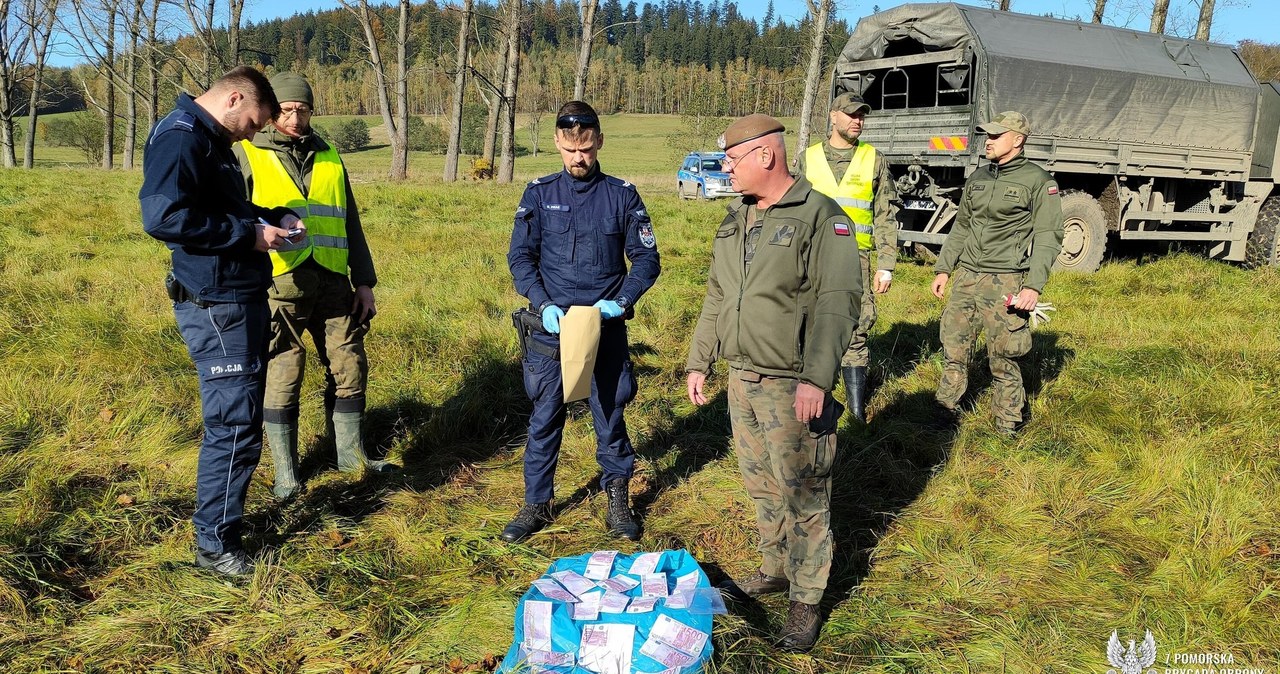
[795, 0, 830, 161]
[573, 0, 597, 101]
[0, 0, 23, 167]
[24, 0, 59, 168]
[392, 0, 408, 179]
[1091, 0, 1106, 23]
[203, 0, 214, 83]
[228, 0, 243, 64]
[344, 0, 409, 180]
[1149, 0, 1169, 33]
[146, 0, 159, 124]
[444, 0, 472, 182]
[1195, 0, 1215, 41]
[102, 1, 116, 169]
[998, 0, 1010, 10]
[123, 0, 141, 169]
[481, 60, 504, 168]
[498, 0, 521, 183]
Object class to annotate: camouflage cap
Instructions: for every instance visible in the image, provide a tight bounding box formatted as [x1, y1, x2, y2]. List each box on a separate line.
[718, 113, 785, 150]
[830, 92, 871, 116]
[977, 111, 1031, 136]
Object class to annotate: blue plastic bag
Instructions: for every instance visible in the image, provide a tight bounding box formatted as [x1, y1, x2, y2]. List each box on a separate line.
[498, 549, 716, 673]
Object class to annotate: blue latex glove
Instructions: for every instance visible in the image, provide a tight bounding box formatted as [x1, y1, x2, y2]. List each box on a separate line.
[541, 305, 564, 334]
[593, 299, 624, 320]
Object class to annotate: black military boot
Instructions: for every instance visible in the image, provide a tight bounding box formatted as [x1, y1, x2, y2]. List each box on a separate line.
[842, 366, 867, 422]
[604, 479, 641, 540]
[500, 502, 553, 543]
[195, 548, 254, 577]
[734, 570, 790, 597]
[777, 600, 822, 653]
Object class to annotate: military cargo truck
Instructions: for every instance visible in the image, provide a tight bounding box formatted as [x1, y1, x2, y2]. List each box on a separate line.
[831, 2, 1280, 271]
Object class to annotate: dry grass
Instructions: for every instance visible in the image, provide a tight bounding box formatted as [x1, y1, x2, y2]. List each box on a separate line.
[0, 114, 1278, 672]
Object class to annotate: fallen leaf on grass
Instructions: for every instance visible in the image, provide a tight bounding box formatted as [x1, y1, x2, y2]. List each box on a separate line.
[116, 494, 135, 506]
[99, 408, 114, 422]
[325, 626, 344, 639]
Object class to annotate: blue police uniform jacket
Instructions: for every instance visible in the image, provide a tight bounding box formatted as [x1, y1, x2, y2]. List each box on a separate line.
[508, 167, 661, 311]
[140, 93, 291, 304]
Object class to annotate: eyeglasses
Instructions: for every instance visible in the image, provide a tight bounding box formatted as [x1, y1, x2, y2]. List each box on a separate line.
[556, 113, 598, 129]
[280, 106, 312, 119]
[723, 145, 764, 169]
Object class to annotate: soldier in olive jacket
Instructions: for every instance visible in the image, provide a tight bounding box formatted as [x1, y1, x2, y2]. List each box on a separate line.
[931, 111, 1063, 435]
[685, 114, 861, 653]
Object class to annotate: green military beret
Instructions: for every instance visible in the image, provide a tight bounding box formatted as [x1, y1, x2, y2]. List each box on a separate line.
[718, 113, 785, 151]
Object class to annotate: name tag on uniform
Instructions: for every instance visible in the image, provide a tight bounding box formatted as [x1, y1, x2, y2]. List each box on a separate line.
[543, 203, 570, 212]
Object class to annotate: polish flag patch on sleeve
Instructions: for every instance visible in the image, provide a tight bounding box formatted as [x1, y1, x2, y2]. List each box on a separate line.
[833, 221, 851, 236]
[1047, 182, 1059, 195]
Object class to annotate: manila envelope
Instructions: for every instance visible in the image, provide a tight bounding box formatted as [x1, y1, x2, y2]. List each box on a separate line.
[560, 306, 601, 403]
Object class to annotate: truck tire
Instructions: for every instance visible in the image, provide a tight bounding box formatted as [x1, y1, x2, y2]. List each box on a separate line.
[697, 184, 707, 200]
[1244, 194, 1280, 268]
[1055, 190, 1108, 273]
[678, 180, 689, 199]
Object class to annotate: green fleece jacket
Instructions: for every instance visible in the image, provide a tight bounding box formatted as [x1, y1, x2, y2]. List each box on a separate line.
[685, 177, 862, 392]
[935, 154, 1063, 292]
[233, 127, 377, 288]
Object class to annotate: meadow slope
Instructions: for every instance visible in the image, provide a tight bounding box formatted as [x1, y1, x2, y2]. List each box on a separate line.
[0, 115, 1278, 672]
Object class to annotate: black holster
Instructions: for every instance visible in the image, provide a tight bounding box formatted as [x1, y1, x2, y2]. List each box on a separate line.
[164, 271, 210, 308]
[511, 308, 559, 360]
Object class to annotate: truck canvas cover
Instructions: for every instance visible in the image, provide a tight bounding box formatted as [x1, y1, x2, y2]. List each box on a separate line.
[835, 2, 1259, 153]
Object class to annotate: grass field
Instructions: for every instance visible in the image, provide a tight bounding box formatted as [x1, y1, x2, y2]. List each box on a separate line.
[1, 114, 1279, 673]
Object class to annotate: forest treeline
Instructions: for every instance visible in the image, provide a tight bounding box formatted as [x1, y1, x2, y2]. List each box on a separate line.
[222, 0, 848, 118]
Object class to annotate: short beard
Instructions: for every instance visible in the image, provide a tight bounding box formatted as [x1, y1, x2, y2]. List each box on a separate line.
[567, 162, 595, 179]
[221, 110, 242, 140]
[837, 127, 861, 145]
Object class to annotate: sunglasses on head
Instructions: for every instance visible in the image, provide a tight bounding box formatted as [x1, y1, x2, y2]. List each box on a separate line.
[556, 113, 599, 129]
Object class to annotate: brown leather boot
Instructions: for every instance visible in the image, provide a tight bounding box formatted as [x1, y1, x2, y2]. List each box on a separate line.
[735, 570, 789, 597]
[777, 600, 822, 652]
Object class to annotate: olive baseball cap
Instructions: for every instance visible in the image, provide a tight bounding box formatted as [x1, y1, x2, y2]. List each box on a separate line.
[830, 92, 871, 115]
[718, 113, 785, 150]
[977, 111, 1031, 136]
[269, 72, 314, 107]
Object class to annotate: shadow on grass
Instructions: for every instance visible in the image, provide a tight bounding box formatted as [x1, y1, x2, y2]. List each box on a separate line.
[551, 389, 732, 530]
[822, 326, 1074, 617]
[248, 349, 529, 547]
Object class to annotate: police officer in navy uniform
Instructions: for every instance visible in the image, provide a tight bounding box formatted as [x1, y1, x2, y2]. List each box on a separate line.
[503, 100, 661, 543]
[141, 66, 301, 577]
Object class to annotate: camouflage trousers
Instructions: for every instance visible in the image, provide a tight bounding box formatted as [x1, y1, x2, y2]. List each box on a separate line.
[935, 268, 1031, 427]
[728, 368, 841, 604]
[841, 251, 877, 368]
[264, 263, 369, 421]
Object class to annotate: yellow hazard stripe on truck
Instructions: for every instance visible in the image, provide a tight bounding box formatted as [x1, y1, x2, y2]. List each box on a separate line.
[929, 136, 969, 151]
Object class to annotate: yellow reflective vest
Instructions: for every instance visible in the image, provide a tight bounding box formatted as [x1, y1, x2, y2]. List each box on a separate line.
[239, 141, 349, 276]
[804, 141, 876, 251]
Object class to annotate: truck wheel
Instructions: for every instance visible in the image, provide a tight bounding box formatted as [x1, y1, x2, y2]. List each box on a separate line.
[1055, 190, 1108, 273]
[697, 184, 707, 200]
[1244, 194, 1280, 268]
[678, 180, 688, 199]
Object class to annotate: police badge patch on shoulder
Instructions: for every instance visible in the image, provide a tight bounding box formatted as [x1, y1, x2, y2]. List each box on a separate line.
[639, 222, 656, 248]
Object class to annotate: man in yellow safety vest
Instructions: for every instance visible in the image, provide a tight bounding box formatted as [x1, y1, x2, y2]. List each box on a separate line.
[234, 72, 394, 500]
[798, 92, 899, 422]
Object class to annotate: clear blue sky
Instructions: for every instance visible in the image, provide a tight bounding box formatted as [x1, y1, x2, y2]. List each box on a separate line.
[241, 0, 1272, 46]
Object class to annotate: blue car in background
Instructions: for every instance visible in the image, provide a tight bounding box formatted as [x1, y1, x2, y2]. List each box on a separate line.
[677, 151, 739, 200]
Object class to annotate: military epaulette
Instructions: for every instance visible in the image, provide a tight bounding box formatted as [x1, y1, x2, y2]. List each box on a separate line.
[605, 175, 636, 190]
[529, 172, 561, 187]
